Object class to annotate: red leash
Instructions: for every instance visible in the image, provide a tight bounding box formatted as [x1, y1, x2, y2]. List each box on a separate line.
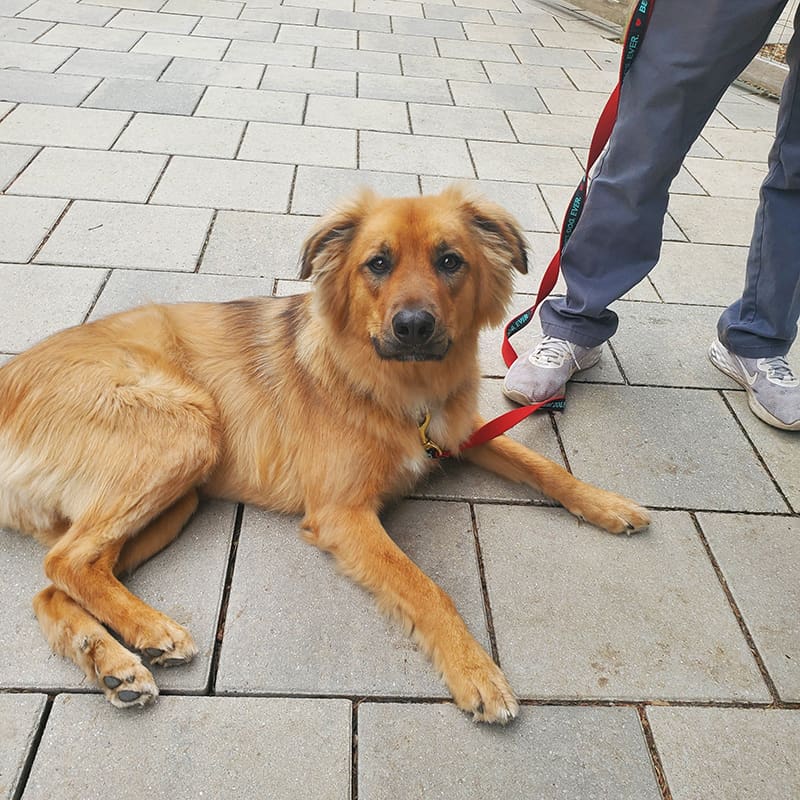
[448, 0, 656, 458]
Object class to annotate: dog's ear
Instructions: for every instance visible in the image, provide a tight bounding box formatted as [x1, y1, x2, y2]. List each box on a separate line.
[299, 188, 377, 280]
[456, 189, 529, 276]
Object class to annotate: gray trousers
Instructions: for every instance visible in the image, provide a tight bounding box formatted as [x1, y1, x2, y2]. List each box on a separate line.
[539, 0, 800, 357]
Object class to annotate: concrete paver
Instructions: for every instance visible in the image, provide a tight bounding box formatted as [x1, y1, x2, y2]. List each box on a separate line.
[1, 0, 798, 795]
[359, 703, 661, 799]
[0, 693, 47, 800]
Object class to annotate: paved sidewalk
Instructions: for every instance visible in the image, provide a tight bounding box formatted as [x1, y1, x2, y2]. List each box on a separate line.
[1, 0, 799, 797]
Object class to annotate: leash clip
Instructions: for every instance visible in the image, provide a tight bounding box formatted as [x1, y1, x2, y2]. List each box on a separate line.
[418, 412, 445, 459]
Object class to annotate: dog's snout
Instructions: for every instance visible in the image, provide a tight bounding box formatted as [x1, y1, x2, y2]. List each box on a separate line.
[392, 309, 436, 346]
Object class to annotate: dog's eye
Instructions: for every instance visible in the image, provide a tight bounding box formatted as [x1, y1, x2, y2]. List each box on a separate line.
[438, 253, 463, 273]
[367, 255, 391, 275]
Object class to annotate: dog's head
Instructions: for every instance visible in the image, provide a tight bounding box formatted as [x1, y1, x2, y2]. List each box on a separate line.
[300, 186, 528, 363]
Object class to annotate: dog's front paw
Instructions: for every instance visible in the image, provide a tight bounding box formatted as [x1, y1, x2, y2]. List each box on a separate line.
[96, 651, 159, 709]
[136, 618, 198, 667]
[567, 485, 650, 535]
[446, 648, 518, 724]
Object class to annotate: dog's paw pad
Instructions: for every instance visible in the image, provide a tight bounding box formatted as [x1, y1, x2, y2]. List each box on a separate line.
[139, 623, 197, 667]
[101, 665, 158, 709]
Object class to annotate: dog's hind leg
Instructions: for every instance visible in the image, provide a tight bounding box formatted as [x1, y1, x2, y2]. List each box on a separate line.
[33, 490, 201, 707]
[303, 505, 518, 724]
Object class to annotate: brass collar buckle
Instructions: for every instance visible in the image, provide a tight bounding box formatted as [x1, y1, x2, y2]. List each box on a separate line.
[418, 412, 445, 459]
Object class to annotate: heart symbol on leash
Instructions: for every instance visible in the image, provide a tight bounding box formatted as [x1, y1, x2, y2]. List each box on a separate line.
[635, 18, 642, 26]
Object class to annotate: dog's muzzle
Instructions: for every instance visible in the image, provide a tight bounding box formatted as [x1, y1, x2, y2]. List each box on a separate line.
[372, 308, 450, 361]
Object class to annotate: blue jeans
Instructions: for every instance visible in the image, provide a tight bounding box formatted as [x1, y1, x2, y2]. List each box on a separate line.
[539, 0, 800, 357]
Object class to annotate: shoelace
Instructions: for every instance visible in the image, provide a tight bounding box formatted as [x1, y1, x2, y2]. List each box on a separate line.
[531, 336, 574, 367]
[759, 356, 799, 386]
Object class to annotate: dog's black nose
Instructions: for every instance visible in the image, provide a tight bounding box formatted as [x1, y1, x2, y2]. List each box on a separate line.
[392, 309, 436, 346]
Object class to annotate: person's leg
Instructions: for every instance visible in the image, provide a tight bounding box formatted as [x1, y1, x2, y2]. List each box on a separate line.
[718, 7, 800, 357]
[539, 0, 788, 348]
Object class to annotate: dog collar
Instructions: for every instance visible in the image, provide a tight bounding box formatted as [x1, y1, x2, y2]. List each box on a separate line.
[418, 412, 445, 459]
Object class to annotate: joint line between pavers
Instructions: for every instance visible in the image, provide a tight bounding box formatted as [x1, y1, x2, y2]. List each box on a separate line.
[717, 390, 795, 513]
[637, 705, 675, 800]
[10, 695, 53, 800]
[207, 502, 245, 695]
[690, 511, 783, 705]
[29, 197, 72, 264]
[145, 152, 172, 204]
[82, 268, 113, 323]
[194, 207, 218, 273]
[286, 162, 299, 214]
[0, 144, 41, 193]
[468, 502, 502, 665]
[548, 406, 573, 473]
[350, 700, 359, 800]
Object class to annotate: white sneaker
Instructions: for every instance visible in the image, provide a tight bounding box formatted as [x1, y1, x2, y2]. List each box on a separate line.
[503, 335, 603, 406]
[708, 337, 800, 431]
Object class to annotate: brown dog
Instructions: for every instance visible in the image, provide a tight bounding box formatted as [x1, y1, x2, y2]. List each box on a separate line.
[0, 187, 649, 723]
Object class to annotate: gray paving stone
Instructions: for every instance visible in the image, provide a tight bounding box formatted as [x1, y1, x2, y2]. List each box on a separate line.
[413, 377, 565, 502]
[555, 384, 787, 512]
[649, 242, 748, 305]
[23, 695, 351, 800]
[478, 507, 769, 701]
[563, 64, 618, 93]
[0, 103, 129, 148]
[667, 195, 758, 246]
[423, 2, 491, 22]
[450, 80, 548, 112]
[539, 86, 609, 117]
[0, 68, 99, 105]
[0, 40, 74, 71]
[536, 28, 619, 53]
[400, 52, 486, 81]
[277, 23, 357, 48]
[191, 16, 278, 41]
[39, 21, 143, 51]
[507, 110, 596, 146]
[57, 48, 170, 80]
[455, 0, 517, 11]
[133, 31, 229, 60]
[0, 142, 37, 190]
[0, 0, 40, 16]
[90, 270, 273, 317]
[360, 130, 473, 177]
[484, 60, 574, 88]
[274, 277, 310, 296]
[318, 8, 391, 32]
[194, 85, 304, 122]
[514, 43, 597, 68]
[216, 502, 490, 696]
[314, 44, 400, 74]
[224, 38, 313, 66]
[19, 0, 116, 25]
[152, 156, 294, 212]
[698, 513, 800, 701]
[114, 112, 245, 157]
[238, 121, 356, 167]
[0, 693, 47, 800]
[37, 200, 212, 271]
[358, 703, 661, 800]
[200, 210, 314, 277]
[470, 140, 582, 184]
[700, 127, 774, 161]
[684, 156, 765, 199]
[610, 301, 738, 389]
[0, 263, 104, 352]
[0, 101, 14, 120]
[260, 64, 356, 96]
[8, 147, 167, 202]
[716, 98, 780, 130]
[240, 4, 318, 25]
[107, 9, 199, 34]
[360, 30, 437, 55]
[464, 21, 538, 45]
[724, 390, 800, 509]
[83, 76, 205, 114]
[355, 0, 422, 16]
[85, 0, 164, 8]
[359, 72, 451, 103]
[0, 502, 234, 693]
[410, 102, 512, 140]
[162, 0, 242, 16]
[420, 175, 554, 232]
[647, 707, 800, 800]
[0, 17, 54, 42]
[306, 94, 408, 132]
[437, 37, 516, 61]
[291, 164, 419, 215]
[0, 195, 66, 262]
[392, 15, 465, 38]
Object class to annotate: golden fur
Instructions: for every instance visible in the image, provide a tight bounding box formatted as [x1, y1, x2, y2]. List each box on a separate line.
[0, 187, 649, 722]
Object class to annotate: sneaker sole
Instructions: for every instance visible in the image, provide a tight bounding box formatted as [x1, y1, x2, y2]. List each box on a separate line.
[502, 386, 566, 410]
[708, 344, 800, 432]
